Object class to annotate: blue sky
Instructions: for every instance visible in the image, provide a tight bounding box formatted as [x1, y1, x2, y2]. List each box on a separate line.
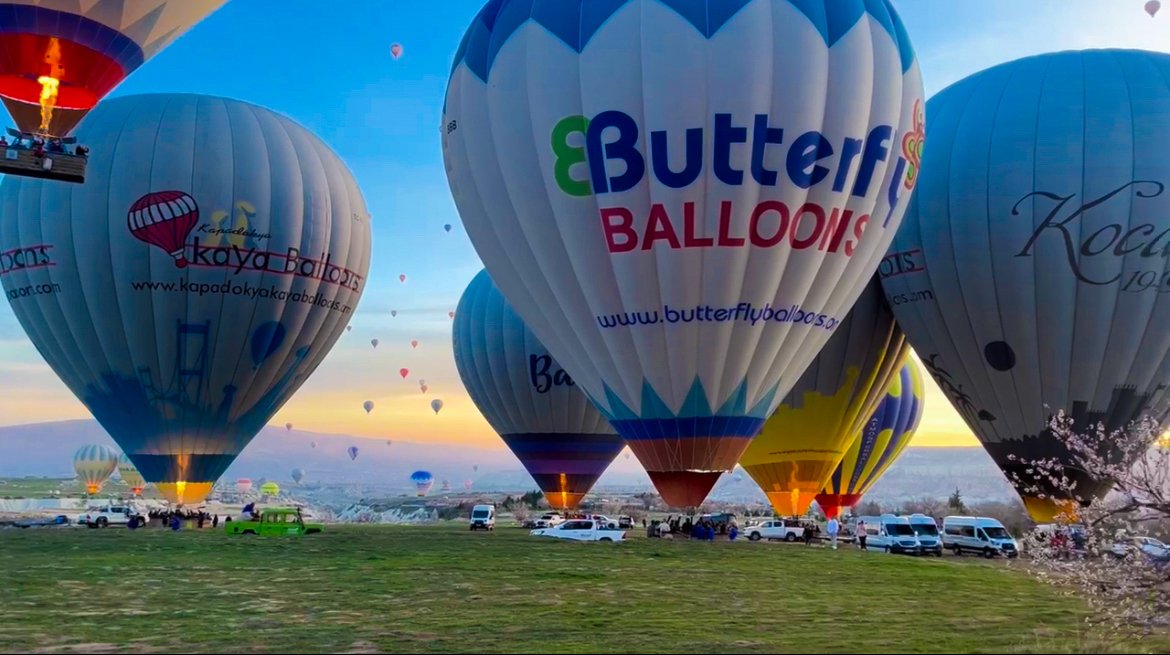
[0, 0, 1166, 448]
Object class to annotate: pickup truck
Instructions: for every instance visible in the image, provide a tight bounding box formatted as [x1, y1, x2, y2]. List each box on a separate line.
[743, 518, 805, 542]
[79, 505, 145, 528]
[225, 507, 324, 536]
[530, 519, 626, 542]
[532, 513, 565, 528]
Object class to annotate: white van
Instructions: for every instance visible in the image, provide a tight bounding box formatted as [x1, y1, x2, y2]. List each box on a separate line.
[942, 516, 1019, 558]
[905, 514, 943, 557]
[856, 514, 921, 555]
[469, 504, 495, 531]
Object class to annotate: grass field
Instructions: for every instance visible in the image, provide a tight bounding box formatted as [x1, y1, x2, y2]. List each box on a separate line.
[0, 524, 1156, 654]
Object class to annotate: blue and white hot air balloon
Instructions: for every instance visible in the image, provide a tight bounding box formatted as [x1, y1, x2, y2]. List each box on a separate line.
[881, 49, 1170, 522]
[453, 269, 625, 510]
[442, 0, 924, 507]
[411, 470, 434, 497]
[0, 94, 372, 505]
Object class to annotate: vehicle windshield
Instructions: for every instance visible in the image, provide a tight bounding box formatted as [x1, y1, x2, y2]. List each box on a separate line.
[887, 523, 916, 536]
[472, 510, 489, 519]
[911, 524, 939, 536]
[983, 527, 1011, 540]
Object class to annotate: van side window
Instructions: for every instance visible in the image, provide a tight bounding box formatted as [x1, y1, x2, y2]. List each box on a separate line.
[945, 525, 961, 536]
[961, 526, 976, 538]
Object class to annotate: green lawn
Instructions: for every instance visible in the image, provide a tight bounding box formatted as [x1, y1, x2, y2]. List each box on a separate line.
[0, 524, 1152, 654]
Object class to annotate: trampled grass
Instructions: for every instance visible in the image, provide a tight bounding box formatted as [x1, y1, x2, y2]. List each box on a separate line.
[0, 524, 1157, 653]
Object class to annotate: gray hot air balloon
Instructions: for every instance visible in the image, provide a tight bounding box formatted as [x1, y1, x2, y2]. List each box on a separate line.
[881, 49, 1170, 523]
[0, 93, 372, 505]
[453, 269, 624, 510]
[291, 468, 305, 484]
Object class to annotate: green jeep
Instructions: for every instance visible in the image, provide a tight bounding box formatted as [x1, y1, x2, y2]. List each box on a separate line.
[225, 507, 324, 536]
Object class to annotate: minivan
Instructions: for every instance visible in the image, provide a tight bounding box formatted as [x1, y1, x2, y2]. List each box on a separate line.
[942, 516, 1019, 558]
[856, 514, 921, 554]
[469, 504, 495, 531]
[905, 514, 943, 556]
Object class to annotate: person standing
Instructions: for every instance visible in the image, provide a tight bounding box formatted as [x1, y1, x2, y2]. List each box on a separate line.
[857, 519, 868, 550]
[827, 516, 840, 550]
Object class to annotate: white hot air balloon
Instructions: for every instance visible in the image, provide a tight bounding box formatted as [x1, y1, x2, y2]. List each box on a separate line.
[73, 445, 118, 494]
[0, 94, 373, 506]
[442, 0, 924, 507]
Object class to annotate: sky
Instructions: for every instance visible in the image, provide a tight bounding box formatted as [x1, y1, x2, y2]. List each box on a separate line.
[0, 0, 1165, 451]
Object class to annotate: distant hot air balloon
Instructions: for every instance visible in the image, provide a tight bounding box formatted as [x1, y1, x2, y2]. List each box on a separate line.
[399, 274, 406, 283]
[430, 399, 444, 415]
[410, 339, 419, 349]
[1147, 0, 1161, 17]
[310, 441, 318, 449]
[386, 439, 393, 447]
[391, 310, 398, 317]
[0, 94, 372, 506]
[285, 423, 293, 431]
[444, 224, 453, 233]
[740, 278, 908, 516]
[411, 470, 434, 496]
[363, 400, 375, 414]
[473, 464, 479, 473]
[346, 325, 353, 332]
[400, 368, 410, 379]
[371, 339, 380, 349]
[419, 379, 426, 386]
[443, 0, 924, 508]
[881, 49, 1170, 522]
[0, 1, 226, 138]
[117, 453, 146, 496]
[260, 481, 280, 496]
[453, 269, 625, 509]
[291, 468, 305, 484]
[464, 479, 473, 490]
[816, 360, 925, 519]
[448, 311, 455, 319]
[72, 444, 118, 495]
[420, 385, 429, 393]
[348, 446, 359, 461]
[236, 478, 253, 494]
[390, 42, 403, 59]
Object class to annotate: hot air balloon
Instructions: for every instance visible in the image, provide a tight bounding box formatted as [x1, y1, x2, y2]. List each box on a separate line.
[453, 269, 625, 509]
[442, 0, 924, 507]
[0, 1, 225, 138]
[347, 446, 359, 461]
[816, 359, 924, 519]
[398, 274, 406, 283]
[430, 399, 443, 414]
[419, 379, 426, 386]
[72, 444, 117, 494]
[391, 310, 398, 317]
[1147, 1, 1161, 17]
[285, 423, 293, 431]
[386, 439, 393, 447]
[346, 325, 352, 332]
[260, 481, 280, 496]
[399, 368, 409, 379]
[236, 478, 253, 494]
[441, 479, 452, 492]
[448, 311, 455, 319]
[411, 470, 434, 496]
[117, 452, 146, 496]
[410, 339, 419, 349]
[740, 278, 908, 516]
[880, 49, 1170, 522]
[363, 400, 375, 414]
[291, 468, 305, 484]
[390, 43, 403, 59]
[371, 339, 379, 349]
[464, 479, 473, 490]
[473, 464, 479, 473]
[310, 441, 318, 449]
[420, 384, 429, 393]
[444, 224, 452, 233]
[0, 94, 373, 505]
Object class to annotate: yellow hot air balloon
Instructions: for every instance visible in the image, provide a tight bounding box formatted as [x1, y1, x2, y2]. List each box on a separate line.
[117, 453, 146, 496]
[73, 444, 118, 495]
[740, 279, 907, 516]
[260, 481, 280, 496]
[816, 359, 925, 519]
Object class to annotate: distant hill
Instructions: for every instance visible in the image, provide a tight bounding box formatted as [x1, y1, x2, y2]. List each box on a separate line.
[0, 420, 1016, 502]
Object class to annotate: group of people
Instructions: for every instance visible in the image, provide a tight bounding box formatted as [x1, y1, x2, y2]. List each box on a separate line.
[141, 508, 223, 531]
[0, 132, 88, 157]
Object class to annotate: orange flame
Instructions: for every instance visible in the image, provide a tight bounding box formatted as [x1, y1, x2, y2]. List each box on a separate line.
[37, 37, 62, 133]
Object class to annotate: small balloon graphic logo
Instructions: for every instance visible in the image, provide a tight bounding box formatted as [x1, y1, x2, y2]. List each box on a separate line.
[127, 191, 199, 268]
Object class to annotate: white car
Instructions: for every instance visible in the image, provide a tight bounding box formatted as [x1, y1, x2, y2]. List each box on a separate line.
[530, 519, 626, 542]
[79, 505, 144, 528]
[1111, 536, 1170, 562]
[532, 513, 565, 528]
[743, 518, 804, 542]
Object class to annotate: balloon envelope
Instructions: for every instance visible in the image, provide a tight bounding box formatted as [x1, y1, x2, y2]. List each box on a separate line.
[117, 452, 146, 495]
[347, 446, 359, 460]
[442, 0, 924, 507]
[0, 0, 226, 136]
[0, 94, 372, 505]
[816, 358, 924, 518]
[73, 444, 117, 494]
[740, 277, 907, 516]
[1146, 1, 1161, 17]
[259, 481, 279, 495]
[363, 400, 375, 414]
[390, 43, 403, 59]
[880, 49, 1170, 522]
[453, 269, 624, 509]
[291, 468, 305, 484]
[411, 470, 433, 496]
[236, 478, 252, 493]
[430, 398, 443, 414]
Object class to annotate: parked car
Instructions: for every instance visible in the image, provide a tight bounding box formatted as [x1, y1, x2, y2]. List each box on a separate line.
[743, 518, 803, 542]
[469, 504, 496, 531]
[78, 505, 144, 528]
[1111, 536, 1170, 563]
[530, 519, 626, 542]
[942, 516, 1019, 558]
[532, 513, 564, 528]
[225, 507, 323, 536]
